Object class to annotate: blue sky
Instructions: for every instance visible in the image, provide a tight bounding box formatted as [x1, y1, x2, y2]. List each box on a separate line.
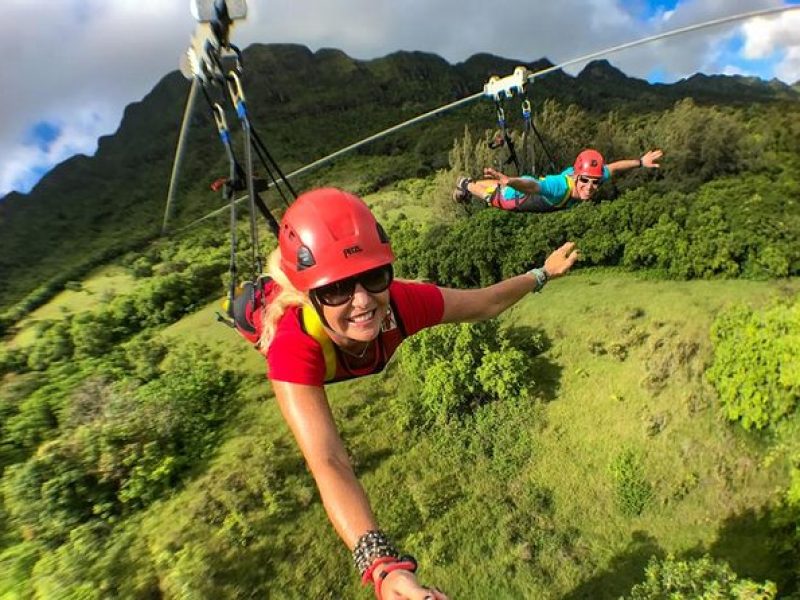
[640, 0, 681, 19]
[2, 0, 799, 198]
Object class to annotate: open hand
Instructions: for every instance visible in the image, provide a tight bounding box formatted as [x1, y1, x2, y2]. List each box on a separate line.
[483, 167, 509, 186]
[641, 149, 663, 169]
[543, 242, 580, 279]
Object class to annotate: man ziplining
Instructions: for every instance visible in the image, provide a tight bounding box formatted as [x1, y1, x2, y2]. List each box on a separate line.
[453, 148, 663, 213]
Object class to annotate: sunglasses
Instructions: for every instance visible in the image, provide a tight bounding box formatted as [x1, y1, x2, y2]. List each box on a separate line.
[312, 264, 394, 307]
[577, 175, 601, 187]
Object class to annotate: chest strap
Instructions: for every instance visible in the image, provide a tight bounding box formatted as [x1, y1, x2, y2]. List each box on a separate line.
[301, 304, 338, 382]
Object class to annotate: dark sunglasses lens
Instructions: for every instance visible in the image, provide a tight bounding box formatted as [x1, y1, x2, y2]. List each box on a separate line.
[579, 176, 600, 185]
[314, 265, 393, 306]
[360, 265, 393, 293]
[316, 279, 355, 306]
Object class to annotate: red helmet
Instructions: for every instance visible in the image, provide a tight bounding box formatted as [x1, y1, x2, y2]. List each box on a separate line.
[279, 188, 395, 291]
[573, 149, 605, 178]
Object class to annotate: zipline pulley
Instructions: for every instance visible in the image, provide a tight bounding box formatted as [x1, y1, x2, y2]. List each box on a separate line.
[483, 66, 557, 177]
[171, 0, 298, 329]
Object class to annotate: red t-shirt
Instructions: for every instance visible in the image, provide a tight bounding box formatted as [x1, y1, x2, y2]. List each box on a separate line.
[267, 280, 444, 386]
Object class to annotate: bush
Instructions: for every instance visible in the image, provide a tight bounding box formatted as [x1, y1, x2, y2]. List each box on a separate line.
[706, 299, 800, 430]
[0, 347, 28, 376]
[395, 320, 538, 428]
[624, 554, 776, 599]
[2, 438, 116, 546]
[2, 343, 241, 545]
[25, 320, 74, 371]
[609, 449, 653, 516]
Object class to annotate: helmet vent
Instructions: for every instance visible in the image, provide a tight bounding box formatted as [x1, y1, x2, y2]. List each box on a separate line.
[297, 245, 316, 270]
[376, 223, 390, 244]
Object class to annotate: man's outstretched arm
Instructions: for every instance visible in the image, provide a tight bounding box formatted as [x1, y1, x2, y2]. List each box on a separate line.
[607, 149, 663, 176]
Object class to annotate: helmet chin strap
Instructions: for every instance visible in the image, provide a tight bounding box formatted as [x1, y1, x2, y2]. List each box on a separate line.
[309, 292, 331, 329]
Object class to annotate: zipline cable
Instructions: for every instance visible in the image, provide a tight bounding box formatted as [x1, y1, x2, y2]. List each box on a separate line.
[526, 6, 799, 82]
[173, 4, 799, 233]
[162, 78, 199, 234]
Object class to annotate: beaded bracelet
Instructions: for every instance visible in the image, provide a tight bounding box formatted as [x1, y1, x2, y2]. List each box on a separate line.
[352, 530, 399, 580]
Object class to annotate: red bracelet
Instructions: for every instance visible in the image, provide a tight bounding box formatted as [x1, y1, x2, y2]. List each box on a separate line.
[374, 559, 417, 600]
[361, 556, 397, 586]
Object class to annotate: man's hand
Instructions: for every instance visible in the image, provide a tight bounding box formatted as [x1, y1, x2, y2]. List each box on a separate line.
[641, 149, 663, 169]
[483, 167, 510, 186]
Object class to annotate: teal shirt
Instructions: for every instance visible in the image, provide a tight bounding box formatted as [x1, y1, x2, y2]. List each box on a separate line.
[503, 165, 611, 209]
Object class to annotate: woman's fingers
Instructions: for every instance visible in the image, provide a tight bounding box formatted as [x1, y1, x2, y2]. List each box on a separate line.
[420, 586, 450, 600]
[559, 241, 576, 255]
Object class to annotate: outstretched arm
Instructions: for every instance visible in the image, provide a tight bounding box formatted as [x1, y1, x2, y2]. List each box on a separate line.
[272, 381, 448, 599]
[482, 166, 542, 194]
[607, 149, 663, 176]
[440, 241, 579, 323]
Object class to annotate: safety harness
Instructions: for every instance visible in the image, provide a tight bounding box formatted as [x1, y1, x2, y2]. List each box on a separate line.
[487, 172, 575, 212]
[231, 278, 408, 384]
[181, 0, 298, 329]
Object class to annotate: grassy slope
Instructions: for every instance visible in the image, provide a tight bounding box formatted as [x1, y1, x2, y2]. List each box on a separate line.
[10, 265, 135, 347]
[5, 178, 797, 597]
[145, 268, 798, 599]
[506, 270, 799, 597]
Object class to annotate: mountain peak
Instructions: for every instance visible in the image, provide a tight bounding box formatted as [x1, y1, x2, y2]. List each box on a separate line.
[577, 59, 629, 81]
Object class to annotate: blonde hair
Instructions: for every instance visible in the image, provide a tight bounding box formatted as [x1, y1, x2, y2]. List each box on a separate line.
[258, 248, 309, 353]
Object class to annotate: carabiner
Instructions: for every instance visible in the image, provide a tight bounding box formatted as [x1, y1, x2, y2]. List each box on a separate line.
[521, 99, 532, 121]
[227, 71, 247, 120]
[495, 106, 506, 128]
[212, 103, 230, 143]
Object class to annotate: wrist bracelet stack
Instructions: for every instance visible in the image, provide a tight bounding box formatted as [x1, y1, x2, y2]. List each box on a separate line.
[353, 530, 418, 599]
[527, 267, 549, 293]
[353, 530, 398, 581]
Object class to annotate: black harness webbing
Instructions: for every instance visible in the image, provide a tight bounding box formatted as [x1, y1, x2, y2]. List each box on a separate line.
[494, 100, 522, 175]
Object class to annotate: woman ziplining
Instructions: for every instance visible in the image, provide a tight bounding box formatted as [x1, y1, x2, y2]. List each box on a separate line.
[237, 187, 579, 599]
[170, 6, 798, 598]
[453, 148, 663, 212]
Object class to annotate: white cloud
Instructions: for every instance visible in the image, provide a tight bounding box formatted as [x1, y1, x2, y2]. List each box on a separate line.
[721, 64, 751, 76]
[741, 9, 800, 81]
[2, 0, 799, 197]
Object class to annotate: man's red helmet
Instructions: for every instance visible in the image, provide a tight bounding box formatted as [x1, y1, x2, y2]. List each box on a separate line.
[573, 149, 605, 178]
[279, 188, 395, 292]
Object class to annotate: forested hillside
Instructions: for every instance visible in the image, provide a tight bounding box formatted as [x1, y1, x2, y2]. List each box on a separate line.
[0, 44, 797, 315]
[1, 44, 799, 599]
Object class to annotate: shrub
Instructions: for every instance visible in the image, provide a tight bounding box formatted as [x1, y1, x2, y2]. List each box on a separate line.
[609, 449, 653, 516]
[395, 320, 537, 428]
[2, 343, 241, 546]
[624, 554, 776, 599]
[706, 299, 800, 430]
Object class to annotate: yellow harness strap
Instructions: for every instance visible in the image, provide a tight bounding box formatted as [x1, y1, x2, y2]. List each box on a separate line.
[301, 304, 337, 381]
[555, 175, 575, 208]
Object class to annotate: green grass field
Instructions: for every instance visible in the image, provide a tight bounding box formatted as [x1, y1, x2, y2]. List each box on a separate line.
[159, 297, 267, 377]
[133, 269, 798, 599]
[3, 205, 797, 597]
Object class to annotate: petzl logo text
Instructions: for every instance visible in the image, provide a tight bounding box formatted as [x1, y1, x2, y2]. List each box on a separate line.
[343, 245, 363, 258]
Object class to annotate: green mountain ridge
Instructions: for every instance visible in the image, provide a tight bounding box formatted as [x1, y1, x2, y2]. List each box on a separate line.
[0, 44, 798, 311]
